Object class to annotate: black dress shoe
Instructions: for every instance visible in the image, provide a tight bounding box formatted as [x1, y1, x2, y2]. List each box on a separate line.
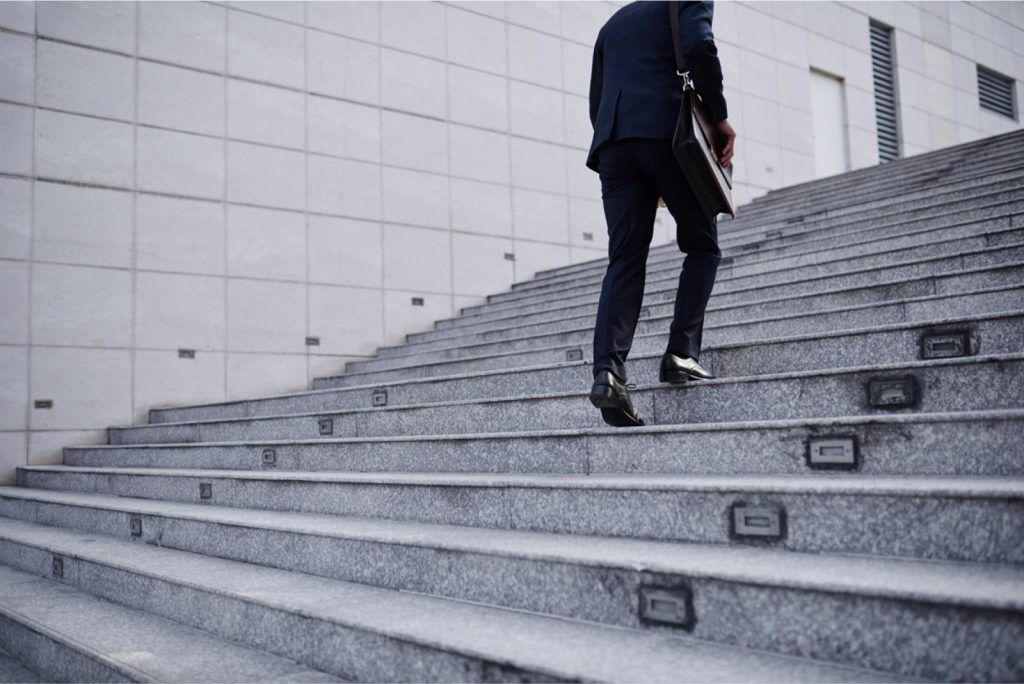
[589, 369, 645, 427]
[659, 352, 715, 384]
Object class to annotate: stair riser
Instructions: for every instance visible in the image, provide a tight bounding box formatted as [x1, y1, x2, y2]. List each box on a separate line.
[0, 610, 125, 684]
[0, 539, 551, 683]
[517, 175, 1024, 295]
[385, 242, 1024, 357]
[154, 309, 1024, 426]
[324, 286, 1024, 386]
[411, 218, 1020, 343]
[15, 471, 1023, 564]
[0, 497, 1018, 682]
[451, 235, 1024, 329]
[87, 415, 1024, 476]
[344, 276, 1024, 376]
[172, 312, 1023, 420]
[111, 358, 1024, 443]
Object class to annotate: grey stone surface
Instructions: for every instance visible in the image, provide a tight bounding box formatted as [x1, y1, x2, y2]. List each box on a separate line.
[330, 283, 1024, 381]
[508, 179, 1024, 297]
[0, 647, 43, 684]
[478, 191, 1024, 309]
[0, 488, 1020, 681]
[0, 564, 337, 683]
[419, 214, 1020, 340]
[0, 519, 901, 683]
[112, 355, 1024, 445]
[431, 239, 1024, 336]
[79, 410, 1024, 477]
[157, 310, 1023, 420]
[16, 466, 1024, 564]
[3, 130, 1024, 684]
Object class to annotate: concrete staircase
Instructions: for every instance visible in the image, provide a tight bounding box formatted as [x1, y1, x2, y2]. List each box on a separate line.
[2, 130, 1023, 682]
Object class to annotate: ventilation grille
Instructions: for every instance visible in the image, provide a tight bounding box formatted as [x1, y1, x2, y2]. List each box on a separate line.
[870, 22, 900, 163]
[977, 66, 1016, 119]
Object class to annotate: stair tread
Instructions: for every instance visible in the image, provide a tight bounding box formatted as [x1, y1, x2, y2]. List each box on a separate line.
[107, 353, 1024, 432]
[4, 487, 1022, 613]
[0, 563, 338, 683]
[0, 517, 904, 683]
[20, 465, 1024, 497]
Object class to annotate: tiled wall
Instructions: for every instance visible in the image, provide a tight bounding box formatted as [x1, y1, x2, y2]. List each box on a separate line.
[0, 0, 1022, 481]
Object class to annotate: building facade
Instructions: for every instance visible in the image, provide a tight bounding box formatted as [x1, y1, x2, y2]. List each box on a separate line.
[0, 0, 1022, 481]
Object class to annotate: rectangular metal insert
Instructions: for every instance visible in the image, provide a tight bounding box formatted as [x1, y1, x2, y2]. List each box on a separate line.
[372, 389, 388, 407]
[199, 483, 213, 500]
[639, 587, 694, 629]
[504, 252, 515, 261]
[318, 418, 334, 435]
[765, 229, 782, 239]
[867, 376, 919, 408]
[33, 400, 53, 409]
[566, 348, 584, 362]
[52, 556, 63, 578]
[130, 515, 142, 537]
[807, 436, 858, 469]
[305, 336, 320, 346]
[920, 331, 969, 359]
[411, 297, 424, 306]
[261, 448, 277, 467]
[582, 232, 594, 242]
[178, 349, 195, 359]
[639, 307, 650, 318]
[732, 504, 784, 539]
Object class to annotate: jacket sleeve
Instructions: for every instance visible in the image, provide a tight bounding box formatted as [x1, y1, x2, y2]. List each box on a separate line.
[678, 1, 728, 123]
[589, 29, 604, 128]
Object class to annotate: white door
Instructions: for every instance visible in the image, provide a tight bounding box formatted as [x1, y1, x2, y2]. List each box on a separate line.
[809, 70, 850, 178]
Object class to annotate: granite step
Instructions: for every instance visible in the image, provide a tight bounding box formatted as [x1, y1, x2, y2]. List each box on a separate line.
[447, 226, 1024, 332]
[735, 132, 1021, 216]
[720, 135, 1020, 219]
[0, 563, 336, 683]
[341, 273, 1024, 377]
[109, 354, 1024, 443]
[0, 518, 900, 683]
[384, 243, 1024, 357]
[519, 168, 1024, 293]
[159, 309, 1023, 423]
[321, 285, 1024, 387]
[463, 224, 1024, 322]
[14, 469, 1024, 565]
[426, 213, 1023, 338]
[0, 647, 41, 684]
[78, 410, 1024, 477]
[0, 487, 1020, 681]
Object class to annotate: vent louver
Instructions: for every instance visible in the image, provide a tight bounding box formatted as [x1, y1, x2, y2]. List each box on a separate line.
[870, 22, 900, 163]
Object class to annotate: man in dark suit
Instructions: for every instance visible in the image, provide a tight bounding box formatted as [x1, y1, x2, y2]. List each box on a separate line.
[586, 0, 736, 428]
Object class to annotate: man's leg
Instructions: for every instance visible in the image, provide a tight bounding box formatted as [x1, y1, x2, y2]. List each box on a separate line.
[650, 142, 722, 361]
[593, 140, 660, 381]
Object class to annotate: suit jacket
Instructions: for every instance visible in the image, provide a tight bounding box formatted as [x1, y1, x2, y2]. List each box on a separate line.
[586, 0, 728, 172]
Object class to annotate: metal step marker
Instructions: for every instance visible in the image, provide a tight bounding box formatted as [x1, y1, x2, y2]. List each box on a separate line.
[807, 436, 859, 470]
[129, 515, 142, 538]
[51, 556, 63, 579]
[920, 330, 971, 359]
[261, 448, 277, 468]
[318, 418, 334, 435]
[638, 586, 695, 630]
[566, 348, 584, 362]
[372, 389, 388, 407]
[867, 375, 920, 408]
[731, 503, 785, 539]
[199, 483, 212, 500]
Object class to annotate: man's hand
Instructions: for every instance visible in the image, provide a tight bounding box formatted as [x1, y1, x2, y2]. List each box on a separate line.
[714, 119, 736, 168]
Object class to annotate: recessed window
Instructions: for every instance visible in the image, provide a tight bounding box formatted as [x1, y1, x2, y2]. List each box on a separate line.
[977, 65, 1016, 120]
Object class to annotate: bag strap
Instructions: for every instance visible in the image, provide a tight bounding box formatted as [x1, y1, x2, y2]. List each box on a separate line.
[668, 0, 694, 89]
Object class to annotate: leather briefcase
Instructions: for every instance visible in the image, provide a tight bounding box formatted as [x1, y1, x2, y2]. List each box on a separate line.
[663, 0, 736, 220]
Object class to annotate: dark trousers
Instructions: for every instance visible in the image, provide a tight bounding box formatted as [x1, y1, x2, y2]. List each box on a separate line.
[593, 137, 722, 381]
